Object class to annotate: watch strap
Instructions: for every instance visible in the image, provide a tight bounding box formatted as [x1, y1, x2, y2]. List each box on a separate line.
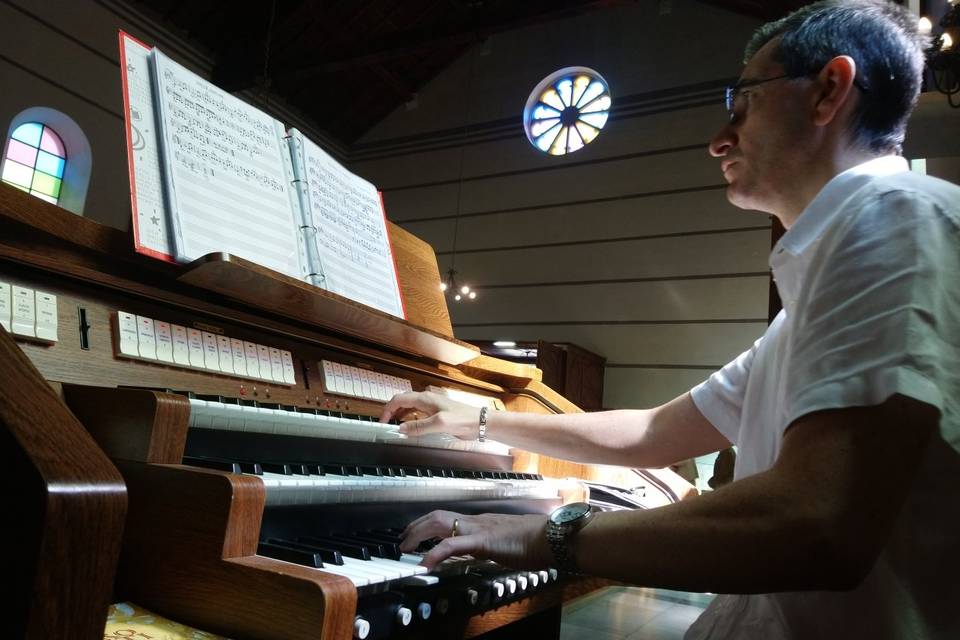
[547, 520, 580, 573]
[478, 406, 488, 442]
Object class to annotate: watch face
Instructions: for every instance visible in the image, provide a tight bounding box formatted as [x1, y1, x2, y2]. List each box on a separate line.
[551, 502, 591, 525]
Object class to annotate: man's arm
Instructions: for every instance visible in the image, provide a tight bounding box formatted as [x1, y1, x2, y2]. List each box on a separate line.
[406, 394, 937, 593]
[381, 391, 731, 468]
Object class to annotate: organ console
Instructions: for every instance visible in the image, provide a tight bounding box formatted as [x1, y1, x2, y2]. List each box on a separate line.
[0, 182, 689, 639]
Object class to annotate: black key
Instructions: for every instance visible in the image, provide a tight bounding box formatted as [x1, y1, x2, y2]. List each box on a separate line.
[417, 538, 440, 553]
[261, 462, 293, 475]
[360, 465, 383, 477]
[236, 461, 263, 475]
[321, 463, 346, 476]
[359, 531, 403, 544]
[299, 535, 371, 561]
[258, 542, 323, 568]
[287, 463, 311, 476]
[182, 457, 241, 473]
[269, 538, 343, 565]
[350, 534, 402, 560]
[370, 529, 404, 543]
[327, 534, 385, 558]
[304, 464, 325, 476]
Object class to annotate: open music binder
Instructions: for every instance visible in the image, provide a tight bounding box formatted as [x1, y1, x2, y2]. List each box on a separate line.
[119, 31, 405, 319]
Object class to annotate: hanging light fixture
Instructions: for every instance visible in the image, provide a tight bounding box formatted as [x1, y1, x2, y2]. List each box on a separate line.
[922, 0, 960, 107]
[440, 268, 477, 301]
[439, 46, 480, 303]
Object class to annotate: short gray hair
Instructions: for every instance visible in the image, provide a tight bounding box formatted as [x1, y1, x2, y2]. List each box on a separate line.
[746, 0, 929, 154]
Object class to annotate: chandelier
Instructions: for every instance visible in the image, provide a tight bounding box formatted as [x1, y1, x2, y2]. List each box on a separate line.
[440, 268, 476, 302]
[921, 0, 960, 107]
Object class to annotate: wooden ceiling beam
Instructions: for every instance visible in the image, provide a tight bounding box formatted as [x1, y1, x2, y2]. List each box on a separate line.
[276, 0, 635, 81]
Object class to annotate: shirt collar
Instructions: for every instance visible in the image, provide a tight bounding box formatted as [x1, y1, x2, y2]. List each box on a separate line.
[776, 155, 908, 257]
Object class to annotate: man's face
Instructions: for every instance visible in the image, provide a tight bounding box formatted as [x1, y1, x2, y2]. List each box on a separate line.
[709, 39, 813, 214]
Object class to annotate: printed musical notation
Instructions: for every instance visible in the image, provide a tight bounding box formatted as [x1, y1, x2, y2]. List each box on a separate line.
[152, 49, 303, 278]
[122, 40, 400, 317]
[298, 134, 404, 318]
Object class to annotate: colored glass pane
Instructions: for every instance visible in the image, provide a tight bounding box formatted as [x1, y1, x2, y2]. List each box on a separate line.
[581, 95, 611, 114]
[533, 105, 561, 120]
[11, 122, 43, 147]
[557, 79, 573, 107]
[39, 128, 65, 157]
[31, 171, 61, 198]
[549, 126, 569, 155]
[579, 112, 609, 129]
[7, 139, 38, 166]
[576, 81, 605, 108]
[571, 76, 590, 106]
[32, 192, 58, 204]
[567, 126, 585, 153]
[1, 159, 33, 188]
[540, 89, 565, 111]
[531, 118, 560, 137]
[35, 150, 65, 177]
[575, 121, 600, 144]
[535, 123, 562, 151]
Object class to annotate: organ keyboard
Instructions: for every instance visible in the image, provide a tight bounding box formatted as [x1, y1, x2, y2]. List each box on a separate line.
[0, 183, 688, 640]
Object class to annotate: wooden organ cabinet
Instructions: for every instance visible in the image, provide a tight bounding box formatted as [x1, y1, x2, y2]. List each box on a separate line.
[0, 183, 688, 640]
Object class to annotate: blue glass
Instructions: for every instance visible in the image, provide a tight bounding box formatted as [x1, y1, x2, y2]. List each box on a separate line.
[11, 122, 43, 147]
[35, 150, 65, 178]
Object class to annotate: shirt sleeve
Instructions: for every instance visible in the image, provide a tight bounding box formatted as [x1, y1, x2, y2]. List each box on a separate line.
[783, 189, 956, 427]
[690, 324, 773, 445]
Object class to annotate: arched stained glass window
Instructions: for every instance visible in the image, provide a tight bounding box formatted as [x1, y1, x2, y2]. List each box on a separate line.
[2, 122, 67, 204]
[523, 67, 611, 156]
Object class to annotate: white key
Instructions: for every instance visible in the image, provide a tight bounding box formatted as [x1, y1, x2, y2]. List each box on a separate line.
[319, 565, 369, 587]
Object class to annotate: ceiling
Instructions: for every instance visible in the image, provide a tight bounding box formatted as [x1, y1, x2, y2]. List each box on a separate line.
[129, 0, 814, 146]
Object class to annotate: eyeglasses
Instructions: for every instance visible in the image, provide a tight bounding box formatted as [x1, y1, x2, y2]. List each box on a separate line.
[724, 74, 790, 115]
[724, 72, 870, 118]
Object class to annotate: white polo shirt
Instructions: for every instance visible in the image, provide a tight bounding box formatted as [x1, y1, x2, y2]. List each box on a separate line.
[687, 156, 960, 639]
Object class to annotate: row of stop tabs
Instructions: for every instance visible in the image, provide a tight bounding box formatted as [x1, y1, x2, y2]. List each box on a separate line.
[114, 310, 297, 385]
[0, 281, 58, 342]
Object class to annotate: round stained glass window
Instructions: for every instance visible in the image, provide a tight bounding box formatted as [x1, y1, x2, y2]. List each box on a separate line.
[523, 66, 611, 156]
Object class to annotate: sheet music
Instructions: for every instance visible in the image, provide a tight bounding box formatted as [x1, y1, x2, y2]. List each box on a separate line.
[151, 49, 306, 278]
[293, 132, 405, 318]
[120, 33, 173, 261]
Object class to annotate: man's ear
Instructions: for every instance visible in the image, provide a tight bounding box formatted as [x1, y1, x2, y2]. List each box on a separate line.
[812, 55, 858, 127]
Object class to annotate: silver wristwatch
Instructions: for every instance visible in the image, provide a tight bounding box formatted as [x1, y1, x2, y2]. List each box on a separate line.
[546, 502, 593, 574]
